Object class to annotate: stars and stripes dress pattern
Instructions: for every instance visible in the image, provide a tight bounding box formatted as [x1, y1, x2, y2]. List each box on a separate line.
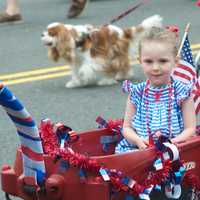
[0, 86, 45, 184]
[115, 78, 193, 153]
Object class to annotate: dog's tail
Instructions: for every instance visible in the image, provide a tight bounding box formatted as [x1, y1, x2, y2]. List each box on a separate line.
[140, 14, 163, 29]
[123, 15, 163, 40]
[124, 15, 163, 61]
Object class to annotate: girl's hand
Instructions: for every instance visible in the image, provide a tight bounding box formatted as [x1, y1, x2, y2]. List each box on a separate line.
[170, 138, 185, 144]
[155, 130, 162, 138]
[143, 139, 149, 146]
[138, 140, 148, 150]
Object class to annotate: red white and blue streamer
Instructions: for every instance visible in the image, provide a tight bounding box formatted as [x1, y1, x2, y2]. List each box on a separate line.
[0, 86, 46, 184]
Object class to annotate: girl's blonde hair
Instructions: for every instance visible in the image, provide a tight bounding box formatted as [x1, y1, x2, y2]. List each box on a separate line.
[139, 26, 179, 56]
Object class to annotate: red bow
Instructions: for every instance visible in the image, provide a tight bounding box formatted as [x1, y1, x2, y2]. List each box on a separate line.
[166, 25, 179, 37]
[196, 0, 200, 7]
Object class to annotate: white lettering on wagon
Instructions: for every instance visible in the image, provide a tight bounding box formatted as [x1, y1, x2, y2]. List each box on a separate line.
[183, 162, 196, 171]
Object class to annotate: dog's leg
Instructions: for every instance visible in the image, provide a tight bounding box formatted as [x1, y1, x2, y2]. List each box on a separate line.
[97, 77, 118, 86]
[65, 72, 83, 88]
[65, 78, 82, 88]
[115, 68, 134, 81]
[78, 63, 98, 86]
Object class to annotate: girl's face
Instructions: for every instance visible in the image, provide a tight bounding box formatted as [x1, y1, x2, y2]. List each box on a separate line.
[139, 40, 178, 87]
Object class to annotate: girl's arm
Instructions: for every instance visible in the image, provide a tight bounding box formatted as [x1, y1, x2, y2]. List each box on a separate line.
[123, 95, 148, 150]
[171, 95, 196, 143]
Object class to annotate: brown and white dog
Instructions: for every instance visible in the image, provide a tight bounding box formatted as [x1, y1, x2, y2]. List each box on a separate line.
[41, 15, 163, 88]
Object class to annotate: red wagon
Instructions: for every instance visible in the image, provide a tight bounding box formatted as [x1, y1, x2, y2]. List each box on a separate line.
[1, 116, 200, 200]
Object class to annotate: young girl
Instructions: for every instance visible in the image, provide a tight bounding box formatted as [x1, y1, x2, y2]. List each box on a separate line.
[115, 27, 196, 153]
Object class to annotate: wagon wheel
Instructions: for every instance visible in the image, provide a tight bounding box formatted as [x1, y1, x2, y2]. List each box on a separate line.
[5, 183, 46, 200]
[183, 189, 200, 200]
[195, 50, 200, 76]
[5, 193, 12, 200]
[5, 193, 25, 200]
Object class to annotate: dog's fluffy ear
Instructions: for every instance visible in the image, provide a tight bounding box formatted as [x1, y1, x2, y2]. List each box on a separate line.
[48, 47, 59, 62]
[56, 25, 73, 52]
[54, 24, 76, 63]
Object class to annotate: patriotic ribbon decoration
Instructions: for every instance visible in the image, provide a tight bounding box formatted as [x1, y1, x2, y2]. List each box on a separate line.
[139, 185, 153, 200]
[96, 116, 123, 133]
[96, 116, 123, 152]
[153, 158, 163, 171]
[99, 168, 110, 181]
[161, 142, 185, 199]
[59, 160, 69, 172]
[96, 116, 109, 128]
[79, 168, 87, 180]
[40, 118, 196, 200]
[0, 86, 46, 184]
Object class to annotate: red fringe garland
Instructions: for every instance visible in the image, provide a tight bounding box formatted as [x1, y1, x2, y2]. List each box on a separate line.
[39, 119, 200, 195]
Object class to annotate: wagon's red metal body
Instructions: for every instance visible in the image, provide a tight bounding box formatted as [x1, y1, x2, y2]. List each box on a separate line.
[1, 127, 200, 200]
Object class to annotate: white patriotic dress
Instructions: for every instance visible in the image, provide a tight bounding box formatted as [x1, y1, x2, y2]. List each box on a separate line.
[115, 78, 193, 153]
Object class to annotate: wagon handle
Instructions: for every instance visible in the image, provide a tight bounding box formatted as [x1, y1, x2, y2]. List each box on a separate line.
[5, 193, 12, 200]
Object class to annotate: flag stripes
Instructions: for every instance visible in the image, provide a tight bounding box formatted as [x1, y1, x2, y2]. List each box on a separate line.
[173, 60, 196, 83]
[193, 77, 200, 114]
[173, 34, 200, 115]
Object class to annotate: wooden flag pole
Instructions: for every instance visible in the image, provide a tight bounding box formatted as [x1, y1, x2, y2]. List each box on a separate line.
[177, 23, 191, 57]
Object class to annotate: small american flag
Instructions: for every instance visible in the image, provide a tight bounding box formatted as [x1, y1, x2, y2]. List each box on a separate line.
[172, 34, 200, 114]
[193, 76, 200, 114]
[173, 34, 196, 84]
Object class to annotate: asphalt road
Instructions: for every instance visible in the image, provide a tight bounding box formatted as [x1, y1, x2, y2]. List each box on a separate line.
[0, 0, 200, 199]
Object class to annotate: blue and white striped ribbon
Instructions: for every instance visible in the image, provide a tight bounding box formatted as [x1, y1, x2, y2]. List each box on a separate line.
[0, 86, 46, 184]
